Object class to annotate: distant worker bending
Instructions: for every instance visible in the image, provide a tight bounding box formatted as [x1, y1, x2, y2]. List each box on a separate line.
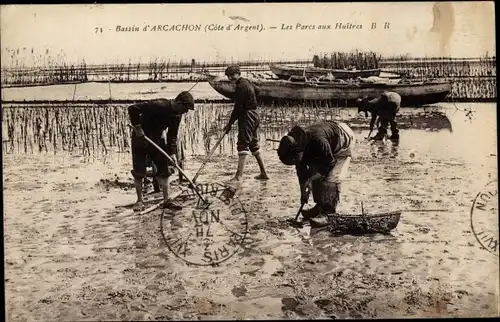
[277, 120, 355, 226]
[357, 91, 401, 141]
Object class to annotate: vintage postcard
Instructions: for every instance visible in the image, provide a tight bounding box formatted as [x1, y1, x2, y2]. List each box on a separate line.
[1, 2, 497, 320]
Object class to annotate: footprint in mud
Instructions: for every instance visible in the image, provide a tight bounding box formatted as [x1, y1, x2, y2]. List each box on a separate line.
[281, 297, 300, 311]
[96, 179, 134, 190]
[314, 299, 337, 314]
[281, 297, 313, 317]
[231, 285, 247, 298]
[239, 257, 266, 276]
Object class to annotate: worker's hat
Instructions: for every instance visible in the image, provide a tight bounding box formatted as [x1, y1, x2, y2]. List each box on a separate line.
[225, 65, 241, 76]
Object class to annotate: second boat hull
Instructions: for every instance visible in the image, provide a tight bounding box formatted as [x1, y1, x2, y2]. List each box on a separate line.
[270, 64, 382, 80]
[209, 78, 452, 107]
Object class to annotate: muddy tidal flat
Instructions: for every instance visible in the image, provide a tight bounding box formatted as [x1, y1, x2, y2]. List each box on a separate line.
[3, 103, 499, 320]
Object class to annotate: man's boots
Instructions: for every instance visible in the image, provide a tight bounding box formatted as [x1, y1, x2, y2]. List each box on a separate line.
[302, 204, 331, 228]
[371, 129, 387, 141]
[301, 204, 321, 219]
[389, 133, 400, 140]
[389, 120, 399, 140]
[389, 128, 400, 140]
[309, 214, 331, 228]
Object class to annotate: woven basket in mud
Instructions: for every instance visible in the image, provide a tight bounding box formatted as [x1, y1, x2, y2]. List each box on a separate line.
[326, 211, 401, 234]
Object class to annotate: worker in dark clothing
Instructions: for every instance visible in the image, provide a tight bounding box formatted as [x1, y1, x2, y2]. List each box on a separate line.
[277, 121, 355, 226]
[128, 91, 194, 211]
[144, 155, 161, 193]
[223, 65, 269, 183]
[357, 91, 401, 140]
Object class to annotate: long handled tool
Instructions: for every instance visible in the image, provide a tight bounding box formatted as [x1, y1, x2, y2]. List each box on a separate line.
[294, 202, 306, 222]
[286, 202, 306, 228]
[137, 190, 183, 216]
[128, 125, 209, 205]
[365, 129, 373, 140]
[192, 132, 227, 184]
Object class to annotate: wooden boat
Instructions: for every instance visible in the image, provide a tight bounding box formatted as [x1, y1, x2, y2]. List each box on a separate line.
[270, 64, 382, 80]
[325, 211, 402, 234]
[208, 77, 452, 107]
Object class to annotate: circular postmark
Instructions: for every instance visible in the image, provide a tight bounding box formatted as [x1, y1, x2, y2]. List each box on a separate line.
[160, 183, 248, 266]
[470, 179, 498, 257]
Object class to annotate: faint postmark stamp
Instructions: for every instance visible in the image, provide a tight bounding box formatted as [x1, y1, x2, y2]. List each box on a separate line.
[160, 183, 249, 266]
[470, 179, 498, 257]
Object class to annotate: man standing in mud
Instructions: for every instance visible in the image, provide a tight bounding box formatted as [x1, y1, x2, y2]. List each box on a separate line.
[223, 65, 269, 184]
[277, 120, 355, 226]
[128, 91, 195, 211]
[357, 91, 401, 140]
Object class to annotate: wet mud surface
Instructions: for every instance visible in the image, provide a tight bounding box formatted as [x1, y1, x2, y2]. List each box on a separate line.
[3, 104, 499, 320]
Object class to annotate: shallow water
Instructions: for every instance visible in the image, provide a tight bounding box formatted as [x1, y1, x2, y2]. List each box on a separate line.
[1, 82, 225, 101]
[3, 102, 498, 320]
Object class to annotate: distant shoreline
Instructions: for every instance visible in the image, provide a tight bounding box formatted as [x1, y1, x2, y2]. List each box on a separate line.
[1, 97, 496, 105]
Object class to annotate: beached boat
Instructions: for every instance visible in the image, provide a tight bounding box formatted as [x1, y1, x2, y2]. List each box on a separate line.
[208, 77, 452, 107]
[270, 64, 382, 80]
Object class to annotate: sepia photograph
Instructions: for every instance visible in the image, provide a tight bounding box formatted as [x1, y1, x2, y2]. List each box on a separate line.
[1, 2, 498, 320]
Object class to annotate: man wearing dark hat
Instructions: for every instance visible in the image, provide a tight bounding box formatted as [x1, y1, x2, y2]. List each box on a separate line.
[277, 121, 355, 226]
[223, 65, 269, 183]
[128, 91, 195, 211]
[357, 91, 401, 141]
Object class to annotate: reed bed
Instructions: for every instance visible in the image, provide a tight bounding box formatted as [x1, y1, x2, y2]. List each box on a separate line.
[313, 51, 382, 70]
[2, 48, 496, 102]
[1, 48, 87, 86]
[2, 102, 353, 157]
[379, 58, 496, 100]
[2, 52, 309, 86]
[2, 100, 458, 160]
[309, 51, 496, 100]
[379, 58, 496, 78]
[1, 65, 88, 87]
[2, 104, 130, 155]
[450, 78, 497, 100]
[1, 103, 234, 156]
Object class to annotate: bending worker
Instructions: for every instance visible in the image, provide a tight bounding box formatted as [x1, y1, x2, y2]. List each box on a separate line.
[277, 120, 355, 226]
[357, 91, 401, 141]
[128, 92, 194, 211]
[223, 65, 269, 184]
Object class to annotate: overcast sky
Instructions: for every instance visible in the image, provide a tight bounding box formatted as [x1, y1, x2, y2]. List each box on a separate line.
[1, 2, 496, 66]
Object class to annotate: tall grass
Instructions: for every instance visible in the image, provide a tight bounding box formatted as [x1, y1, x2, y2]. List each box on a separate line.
[1, 48, 88, 86]
[2, 101, 454, 157]
[1, 50, 309, 86]
[313, 50, 382, 69]
[379, 57, 496, 78]
[1, 102, 343, 155]
[2, 104, 129, 155]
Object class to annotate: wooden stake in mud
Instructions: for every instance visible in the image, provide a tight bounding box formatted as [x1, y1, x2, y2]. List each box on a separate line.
[192, 132, 227, 184]
[127, 124, 210, 206]
[286, 202, 306, 228]
[137, 191, 183, 216]
[365, 129, 373, 140]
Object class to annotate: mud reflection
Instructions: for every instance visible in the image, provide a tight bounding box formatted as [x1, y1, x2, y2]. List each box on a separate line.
[183, 105, 454, 159]
[368, 140, 400, 159]
[2, 103, 454, 157]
